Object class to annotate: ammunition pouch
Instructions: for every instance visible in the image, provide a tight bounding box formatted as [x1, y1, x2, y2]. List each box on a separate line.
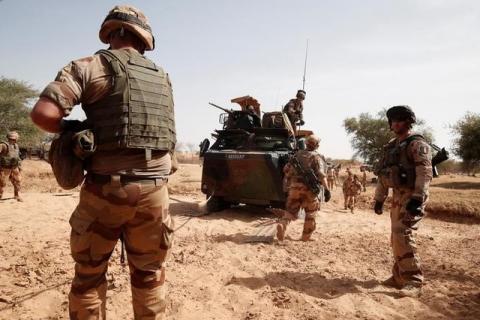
[378, 165, 415, 189]
[0, 156, 20, 168]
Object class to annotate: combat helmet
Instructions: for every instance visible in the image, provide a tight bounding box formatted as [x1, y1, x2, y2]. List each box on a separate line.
[296, 90, 306, 100]
[6, 131, 19, 141]
[305, 134, 320, 150]
[99, 5, 155, 51]
[386, 105, 416, 126]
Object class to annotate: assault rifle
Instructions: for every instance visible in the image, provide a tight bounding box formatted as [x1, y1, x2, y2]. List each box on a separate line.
[289, 155, 321, 195]
[431, 144, 449, 177]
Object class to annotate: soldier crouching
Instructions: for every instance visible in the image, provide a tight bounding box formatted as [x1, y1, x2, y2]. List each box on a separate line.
[277, 135, 330, 242]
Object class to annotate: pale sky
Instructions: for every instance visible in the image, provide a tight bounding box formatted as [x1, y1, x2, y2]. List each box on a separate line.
[1, 0, 479, 158]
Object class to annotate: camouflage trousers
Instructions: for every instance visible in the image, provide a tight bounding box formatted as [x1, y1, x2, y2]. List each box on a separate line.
[390, 188, 427, 287]
[69, 179, 174, 320]
[327, 177, 335, 190]
[279, 182, 320, 240]
[343, 194, 357, 212]
[0, 166, 21, 197]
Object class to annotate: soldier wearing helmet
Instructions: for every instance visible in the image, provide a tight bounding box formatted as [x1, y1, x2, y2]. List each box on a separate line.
[277, 134, 330, 242]
[342, 174, 362, 213]
[0, 131, 23, 201]
[31, 5, 176, 318]
[283, 89, 306, 130]
[374, 105, 432, 297]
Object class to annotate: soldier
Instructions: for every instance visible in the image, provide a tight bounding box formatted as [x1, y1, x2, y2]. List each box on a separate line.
[334, 165, 340, 186]
[326, 164, 335, 190]
[276, 135, 330, 241]
[361, 168, 367, 192]
[282, 89, 306, 129]
[0, 131, 23, 202]
[374, 105, 432, 297]
[342, 174, 362, 213]
[30, 5, 176, 319]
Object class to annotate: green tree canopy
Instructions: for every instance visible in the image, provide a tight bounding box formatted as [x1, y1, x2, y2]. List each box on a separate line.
[343, 109, 433, 166]
[0, 77, 42, 147]
[452, 112, 480, 173]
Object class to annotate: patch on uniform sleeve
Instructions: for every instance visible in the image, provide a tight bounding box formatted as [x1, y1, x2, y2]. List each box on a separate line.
[418, 145, 429, 156]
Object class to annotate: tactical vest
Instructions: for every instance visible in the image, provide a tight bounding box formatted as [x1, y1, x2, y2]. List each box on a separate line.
[0, 142, 21, 168]
[377, 134, 423, 188]
[83, 49, 176, 153]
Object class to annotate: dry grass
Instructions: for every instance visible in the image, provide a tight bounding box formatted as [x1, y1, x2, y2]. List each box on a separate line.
[427, 175, 480, 220]
[18, 160, 64, 193]
[347, 171, 480, 221]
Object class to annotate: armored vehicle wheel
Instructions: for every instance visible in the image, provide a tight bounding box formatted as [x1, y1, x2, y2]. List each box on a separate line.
[206, 196, 230, 213]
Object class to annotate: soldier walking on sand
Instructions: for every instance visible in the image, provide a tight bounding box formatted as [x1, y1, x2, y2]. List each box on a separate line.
[342, 174, 362, 213]
[283, 89, 306, 129]
[31, 5, 176, 319]
[326, 164, 335, 190]
[0, 131, 23, 202]
[276, 135, 330, 242]
[361, 168, 367, 192]
[374, 105, 432, 298]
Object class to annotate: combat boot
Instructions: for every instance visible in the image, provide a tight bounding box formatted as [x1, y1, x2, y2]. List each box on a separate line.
[301, 234, 312, 241]
[14, 191, 23, 202]
[398, 283, 422, 298]
[381, 276, 400, 289]
[276, 223, 285, 241]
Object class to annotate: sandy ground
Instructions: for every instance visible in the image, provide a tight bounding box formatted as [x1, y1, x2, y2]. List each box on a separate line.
[0, 162, 479, 319]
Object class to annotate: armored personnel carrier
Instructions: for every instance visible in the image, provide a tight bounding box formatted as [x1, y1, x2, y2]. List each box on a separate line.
[199, 96, 311, 212]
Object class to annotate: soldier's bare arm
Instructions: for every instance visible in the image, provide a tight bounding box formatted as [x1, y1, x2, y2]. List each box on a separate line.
[0, 143, 7, 155]
[30, 97, 66, 133]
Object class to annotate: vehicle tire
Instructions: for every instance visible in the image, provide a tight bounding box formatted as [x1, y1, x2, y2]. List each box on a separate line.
[206, 196, 229, 212]
[270, 201, 286, 209]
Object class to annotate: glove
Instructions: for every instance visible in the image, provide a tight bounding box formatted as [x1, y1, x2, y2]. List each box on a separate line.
[324, 189, 331, 202]
[374, 200, 384, 215]
[405, 198, 423, 216]
[61, 120, 86, 132]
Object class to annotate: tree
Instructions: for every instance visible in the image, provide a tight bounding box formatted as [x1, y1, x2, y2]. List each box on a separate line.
[343, 109, 433, 166]
[451, 112, 480, 174]
[0, 77, 43, 147]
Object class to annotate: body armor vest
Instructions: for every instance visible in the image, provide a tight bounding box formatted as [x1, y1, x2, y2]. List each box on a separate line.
[377, 134, 423, 188]
[83, 49, 176, 153]
[0, 142, 21, 168]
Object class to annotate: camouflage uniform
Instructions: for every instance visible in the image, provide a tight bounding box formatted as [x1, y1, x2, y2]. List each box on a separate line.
[278, 148, 326, 241]
[342, 176, 362, 213]
[362, 170, 367, 192]
[282, 90, 305, 128]
[326, 167, 335, 190]
[375, 134, 432, 288]
[0, 135, 22, 201]
[38, 6, 175, 319]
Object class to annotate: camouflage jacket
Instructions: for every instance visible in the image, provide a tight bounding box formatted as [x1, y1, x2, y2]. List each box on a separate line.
[375, 134, 432, 202]
[343, 179, 362, 196]
[284, 150, 325, 187]
[282, 99, 303, 124]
